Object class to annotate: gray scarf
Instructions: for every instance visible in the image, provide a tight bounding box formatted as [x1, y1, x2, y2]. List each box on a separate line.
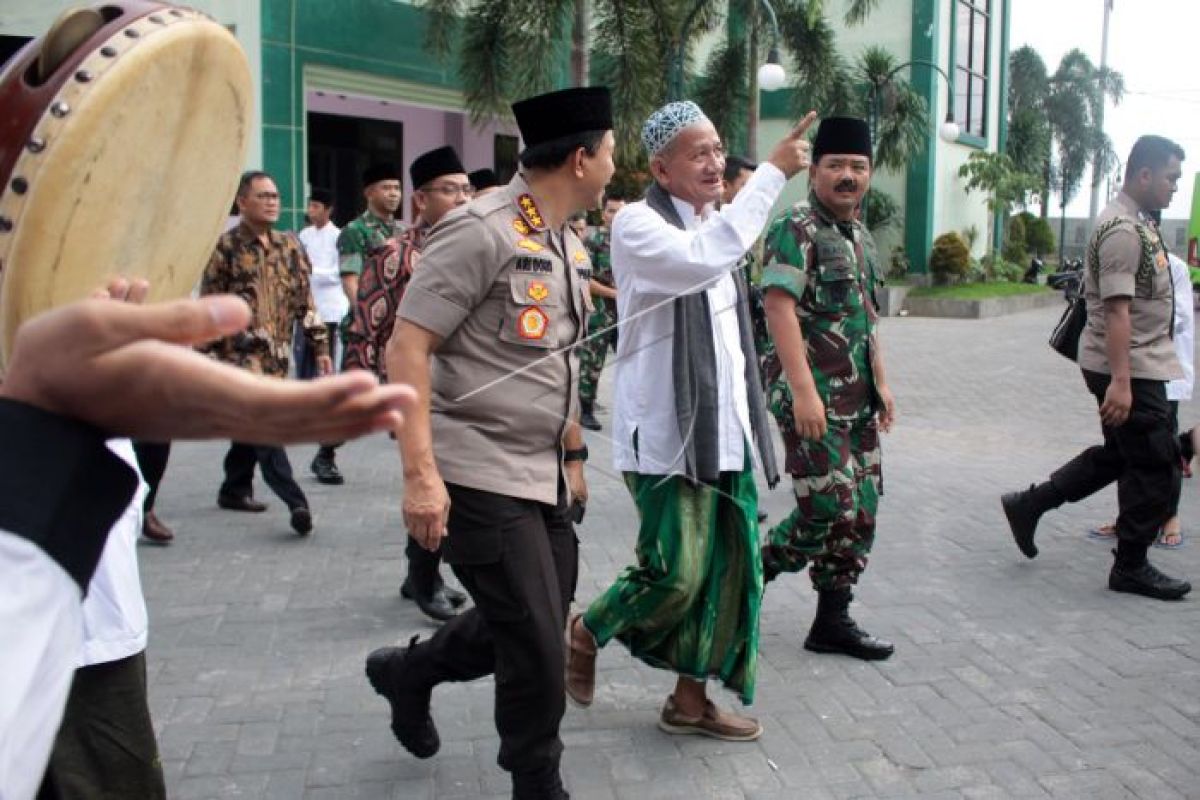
[643, 182, 779, 488]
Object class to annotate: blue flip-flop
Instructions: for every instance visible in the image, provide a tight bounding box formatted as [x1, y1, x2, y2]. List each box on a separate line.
[1154, 531, 1185, 550]
[1087, 524, 1117, 541]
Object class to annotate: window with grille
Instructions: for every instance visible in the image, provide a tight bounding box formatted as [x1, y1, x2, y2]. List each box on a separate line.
[954, 0, 990, 139]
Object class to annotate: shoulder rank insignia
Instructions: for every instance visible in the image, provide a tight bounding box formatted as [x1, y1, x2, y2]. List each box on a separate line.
[517, 306, 549, 339]
[512, 216, 532, 236]
[517, 238, 544, 253]
[527, 281, 550, 302]
[517, 193, 547, 231]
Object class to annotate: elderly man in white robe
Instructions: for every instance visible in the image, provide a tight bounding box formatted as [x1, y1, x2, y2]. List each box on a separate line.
[564, 101, 816, 739]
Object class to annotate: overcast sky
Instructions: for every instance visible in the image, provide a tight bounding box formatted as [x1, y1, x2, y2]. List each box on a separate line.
[1010, 0, 1198, 221]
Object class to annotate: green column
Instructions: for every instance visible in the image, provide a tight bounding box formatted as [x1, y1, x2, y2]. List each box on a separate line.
[904, 0, 941, 275]
[993, 0, 1012, 254]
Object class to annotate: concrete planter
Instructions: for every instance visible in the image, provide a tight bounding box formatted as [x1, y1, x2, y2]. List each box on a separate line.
[876, 285, 911, 317]
[903, 290, 1062, 319]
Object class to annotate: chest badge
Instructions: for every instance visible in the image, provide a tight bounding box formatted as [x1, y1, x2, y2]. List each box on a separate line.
[517, 306, 550, 339]
[517, 238, 544, 253]
[527, 281, 550, 302]
[572, 250, 587, 264]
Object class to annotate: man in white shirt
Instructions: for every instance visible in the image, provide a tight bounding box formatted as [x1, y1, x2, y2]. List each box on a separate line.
[564, 101, 815, 740]
[298, 188, 350, 485]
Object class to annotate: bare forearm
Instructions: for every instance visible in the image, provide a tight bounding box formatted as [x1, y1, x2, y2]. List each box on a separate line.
[870, 333, 889, 388]
[341, 274, 359, 305]
[386, 325, 438, 478]
[589, 279, 617, 300]
[1104, 299, 1132, 382]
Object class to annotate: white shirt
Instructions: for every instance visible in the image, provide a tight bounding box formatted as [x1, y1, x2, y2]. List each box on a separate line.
[0, 531, 80, 800]
[1167, 253, 1195, 401]
[298, 222, 347, 323]
[610, 162, 787, 475]
[79, 439, 149, 667]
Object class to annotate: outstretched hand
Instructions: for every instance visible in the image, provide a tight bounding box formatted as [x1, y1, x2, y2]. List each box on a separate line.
[0, 287, 416, 444]
[768, 110, 818, 179]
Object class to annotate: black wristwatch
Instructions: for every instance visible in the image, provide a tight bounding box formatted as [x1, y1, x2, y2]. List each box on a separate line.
[563, 446, 589, 463]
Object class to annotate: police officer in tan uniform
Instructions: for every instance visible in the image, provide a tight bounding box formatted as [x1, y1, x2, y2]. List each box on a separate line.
[364, 87, 614, 800]
[1002, 134, 1191, 601]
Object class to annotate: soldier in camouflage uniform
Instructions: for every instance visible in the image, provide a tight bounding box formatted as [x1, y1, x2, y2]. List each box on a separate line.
[577, 194, 623, 430]
[200, 171, 330, 536]
[758, 118, 897, 661]
[311, 164, 408, 485]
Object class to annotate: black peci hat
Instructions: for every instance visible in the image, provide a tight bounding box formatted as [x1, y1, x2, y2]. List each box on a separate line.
[410, 146, 466, 189]
[361, 162, 401, 188]
[468, 168, 499, 191]
[812, 117, 873, 163]
[511, 87, 613, 148]
[309, 187, 333, 207]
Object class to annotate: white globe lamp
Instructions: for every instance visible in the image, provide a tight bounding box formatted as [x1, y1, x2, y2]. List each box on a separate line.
[758, 48, 787, 92]
[938, 113, 961, 143]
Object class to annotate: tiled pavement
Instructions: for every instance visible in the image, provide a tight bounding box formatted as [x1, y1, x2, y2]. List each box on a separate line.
[142, 304, 1200, 799]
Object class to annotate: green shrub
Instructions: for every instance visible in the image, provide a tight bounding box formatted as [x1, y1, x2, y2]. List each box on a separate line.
[1025, 216, 1055, 257]
[980, 250, 1026, 283]
[888, 245, 911, 281]
[1003, 215, 1027, 264]
[929, 232, 972, 284]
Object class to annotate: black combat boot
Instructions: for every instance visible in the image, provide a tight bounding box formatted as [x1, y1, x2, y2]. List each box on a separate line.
[1000, 481, 1064, 559]
[512, 765, 570, 800]
[1109, 547, 1192, 601]
[580, 401, 602, 431]
[804, 588, 894, 661]
[364, 635, 440, 758]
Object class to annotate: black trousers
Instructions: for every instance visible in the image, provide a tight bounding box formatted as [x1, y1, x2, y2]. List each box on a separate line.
[132, 441, 170, 512]
[43, 652, 166, 800]
[405, 482, 578, 775]
[1051, 370, 1181, 552]
[406, 536, 447, 596]
[220, 442, 308, 511]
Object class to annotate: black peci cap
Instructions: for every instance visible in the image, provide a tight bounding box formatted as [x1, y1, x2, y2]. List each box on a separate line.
[410, 146, 466, 189]
[511, 87, 613, 148]
[812, 117, 873, 162]
[309, 188, 333, 207]
[361, 162, 402, 187]
[468, 168, 499, 190]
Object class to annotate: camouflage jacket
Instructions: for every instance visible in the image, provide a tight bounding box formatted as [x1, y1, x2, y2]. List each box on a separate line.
[199, 223, 329, 377]
[760, 194, 880, 423]
[584, 228, 615, 318]
[337, 210, 406, 277]
[341, 221, 429, 380]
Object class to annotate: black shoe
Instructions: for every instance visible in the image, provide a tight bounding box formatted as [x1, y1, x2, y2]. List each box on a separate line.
[403, 585, 456, 622]
[804, 589, 894, 661]
[365, 636, 439, 759]
[1109, 557, 1192, 600]
[1000, 487, 1042, 559]
[400, 578, 468, 609]
[217, 493, 267, 513]
[310, 454, 344, 485]
[580, 409, 602, 431]
[290, 506, 313, 535]
[512, 766, 569, 800]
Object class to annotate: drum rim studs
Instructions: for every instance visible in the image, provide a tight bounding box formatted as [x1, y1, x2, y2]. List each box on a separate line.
[10, 178, 28, 195]
[100, 46, 117, 57]
[27, 137, 46, 154]
[124, 28, 140, 38]
[0, 218, 12, 233]
[74, 69, 93, 83]
[50, 101, 70, 118]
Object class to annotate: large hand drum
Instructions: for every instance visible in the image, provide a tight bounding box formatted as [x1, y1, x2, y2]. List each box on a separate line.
[0, 2, 252, 366]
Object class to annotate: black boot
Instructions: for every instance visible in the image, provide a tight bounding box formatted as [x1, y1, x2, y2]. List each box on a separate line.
[1109, 547, 1192, 600]
[310, 451, 344, 485]
[1000, 481, 1063, 559]
[804, 588, 894, 661]
[364, 635, 440, 758]
[512, 765, 569, 800]
[580, 401, 602, 431]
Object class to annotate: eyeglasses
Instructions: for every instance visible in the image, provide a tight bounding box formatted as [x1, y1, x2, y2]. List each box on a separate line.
[423, 183, 475, 197]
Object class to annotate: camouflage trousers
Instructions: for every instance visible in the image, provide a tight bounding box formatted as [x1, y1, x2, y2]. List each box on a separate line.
[762, 418, 881, 591]
[577, 310, 614, 404]
[581, 468, 762, 704]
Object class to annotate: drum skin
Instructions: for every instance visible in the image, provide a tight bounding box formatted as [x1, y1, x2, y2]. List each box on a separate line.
[0, 3, 252, 365]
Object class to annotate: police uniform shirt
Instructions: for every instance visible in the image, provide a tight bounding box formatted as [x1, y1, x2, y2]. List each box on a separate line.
[1079, 192, 1183, 381]
[397, 174, 588, 505]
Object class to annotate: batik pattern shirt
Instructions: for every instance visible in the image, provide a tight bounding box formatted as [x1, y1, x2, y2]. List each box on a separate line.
[199, 223, 328, 377]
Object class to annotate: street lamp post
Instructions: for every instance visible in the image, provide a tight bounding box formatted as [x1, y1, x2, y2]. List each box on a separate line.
[669, 0, 785, 103]
[862, 59, 960, 227]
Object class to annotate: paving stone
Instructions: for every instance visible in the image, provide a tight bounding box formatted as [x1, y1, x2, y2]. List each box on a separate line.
[142, 307, 1200, 798]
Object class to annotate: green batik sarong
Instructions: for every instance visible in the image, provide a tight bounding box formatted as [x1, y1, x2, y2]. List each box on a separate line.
[582, 468, 762, 704]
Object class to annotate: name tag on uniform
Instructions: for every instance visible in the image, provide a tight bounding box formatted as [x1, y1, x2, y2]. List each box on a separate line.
[514, 256, 554, 274]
